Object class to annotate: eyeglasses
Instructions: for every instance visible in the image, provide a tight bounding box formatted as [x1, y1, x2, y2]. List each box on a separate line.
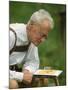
[38, 31, 48, 39]
[34, 24, 49, 40]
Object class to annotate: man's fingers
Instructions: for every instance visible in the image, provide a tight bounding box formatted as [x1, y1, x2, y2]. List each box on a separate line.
[23, 69, 33, 83]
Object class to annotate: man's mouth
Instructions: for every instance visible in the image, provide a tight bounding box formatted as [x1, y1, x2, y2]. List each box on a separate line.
[37, 39, 42, 43]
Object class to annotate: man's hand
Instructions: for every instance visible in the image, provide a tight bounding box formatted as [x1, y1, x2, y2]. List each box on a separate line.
[23, 69, 33, 84]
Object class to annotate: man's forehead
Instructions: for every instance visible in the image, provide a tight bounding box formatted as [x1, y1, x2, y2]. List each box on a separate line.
[40, 20, 51, 33]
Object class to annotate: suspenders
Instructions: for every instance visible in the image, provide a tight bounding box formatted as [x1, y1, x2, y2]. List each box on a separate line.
[9, 27, 30, 71]
[10, 27, 17, 54]
[9, 27, 30, 54]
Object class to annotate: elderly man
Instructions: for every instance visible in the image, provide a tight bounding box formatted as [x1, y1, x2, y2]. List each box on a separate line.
[9, 9, 54, 88]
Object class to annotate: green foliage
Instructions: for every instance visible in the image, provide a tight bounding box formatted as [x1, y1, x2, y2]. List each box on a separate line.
[9, 1, 66, 86]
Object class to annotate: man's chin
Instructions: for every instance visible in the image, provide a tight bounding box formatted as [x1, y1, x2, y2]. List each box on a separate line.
[33, 42, 40, 46]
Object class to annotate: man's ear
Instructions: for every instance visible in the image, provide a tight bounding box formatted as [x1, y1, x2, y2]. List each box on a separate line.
[27, 24, 33, 31]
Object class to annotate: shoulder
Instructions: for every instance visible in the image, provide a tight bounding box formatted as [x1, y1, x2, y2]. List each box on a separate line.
[10, 23, 26, 31]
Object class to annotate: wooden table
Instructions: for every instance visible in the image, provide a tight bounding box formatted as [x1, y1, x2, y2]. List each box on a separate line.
[33, 69, 63, 86]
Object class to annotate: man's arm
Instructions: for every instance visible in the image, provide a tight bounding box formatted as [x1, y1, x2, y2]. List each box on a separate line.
[10, 70, 23, 82]
[22, 43, 39, 83]
[23, 43, 39, 73]
[9, 28, 23, 81]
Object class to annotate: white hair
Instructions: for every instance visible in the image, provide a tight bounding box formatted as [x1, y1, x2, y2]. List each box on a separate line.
[27, 9, 54, 29]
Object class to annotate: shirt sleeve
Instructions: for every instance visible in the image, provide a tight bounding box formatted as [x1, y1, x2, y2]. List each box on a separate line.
[9, 70, 23, 82]
[23, 43, 40, 73]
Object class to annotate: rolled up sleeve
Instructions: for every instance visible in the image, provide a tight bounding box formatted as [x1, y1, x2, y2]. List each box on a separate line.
[10, 70, 23, 82]
[23, 43, 40, 73]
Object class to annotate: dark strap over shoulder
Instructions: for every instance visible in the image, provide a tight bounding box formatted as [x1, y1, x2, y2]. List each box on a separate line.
[9, 27, 30, 55]
[10, 27, 17, 54]
[14, 44, 30, 52]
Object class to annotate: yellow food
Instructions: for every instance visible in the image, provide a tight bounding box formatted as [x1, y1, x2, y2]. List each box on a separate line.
[38, 70, 55, 74]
